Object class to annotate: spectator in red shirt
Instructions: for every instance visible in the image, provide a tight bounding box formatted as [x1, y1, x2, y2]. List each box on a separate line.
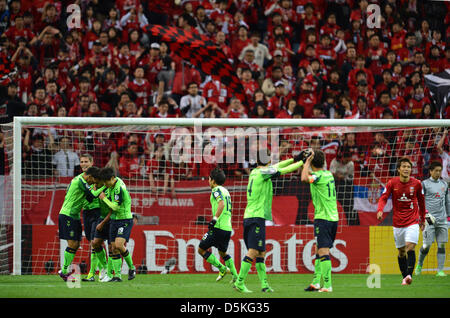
[390, 20, 407, 52]
[4, 14, 34, 43]
[231, 25, 251, 60]
[146, 144, 175, 196]
[405, 83, 431, 118]
[119, 141, 143, 179]
[128, 66, 151, 109]
[371, 91, 399, 119]
[366, 33, 387, 80]
[296, 80, 317, 118]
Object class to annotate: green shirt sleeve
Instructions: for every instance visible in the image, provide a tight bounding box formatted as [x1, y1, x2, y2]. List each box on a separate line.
[278, 160, 303, 175]
[101, 197, 119, 212]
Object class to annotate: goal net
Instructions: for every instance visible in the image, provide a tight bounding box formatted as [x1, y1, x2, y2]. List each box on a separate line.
[1, 118, 449, 276]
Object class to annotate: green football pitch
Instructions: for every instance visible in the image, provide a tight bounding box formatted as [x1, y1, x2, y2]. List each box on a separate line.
[0, 273, 449, 299]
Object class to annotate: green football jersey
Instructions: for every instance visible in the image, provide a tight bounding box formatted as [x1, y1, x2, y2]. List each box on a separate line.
[309, 170, 339, 222]
[210, 185, 232, 231]
[244, 166, 279, 221]
[83, 197, 100, 211]
[98, 196, 111, 218]
[59, 173, 95, 220]
[107, 177, 132, 220]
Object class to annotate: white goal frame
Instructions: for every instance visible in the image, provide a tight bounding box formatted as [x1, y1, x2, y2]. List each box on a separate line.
[11, 117, 450, 275]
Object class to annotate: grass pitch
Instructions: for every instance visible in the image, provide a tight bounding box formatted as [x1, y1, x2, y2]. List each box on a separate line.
[0, 273, 448, 299]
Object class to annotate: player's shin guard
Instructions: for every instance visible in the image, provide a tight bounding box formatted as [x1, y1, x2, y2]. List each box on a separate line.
[121, 249, 135, 270]
[236, 256, 253, 285]
[62, 247, 77, 274]
[312, 254, 322, 286]
[437, 247, 446, 272]
[255, 257, 269, 289]
[398, 255, 408, 278]
[319, 255, 332, 289]
[406, 250, 416, 277]
[223, 254, 238, 277]
[111, 254, 122, 278]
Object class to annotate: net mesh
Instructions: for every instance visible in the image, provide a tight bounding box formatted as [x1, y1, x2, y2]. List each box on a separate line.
[1, 122, 449, 275]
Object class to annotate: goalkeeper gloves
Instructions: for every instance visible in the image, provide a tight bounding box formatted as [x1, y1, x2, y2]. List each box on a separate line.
[294, 148, 313, 163]
[425, 212, 436, 226]
[208, 217, 217, 231]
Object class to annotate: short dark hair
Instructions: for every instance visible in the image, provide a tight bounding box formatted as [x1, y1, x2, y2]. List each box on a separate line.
[210, 167, 226, 185]
[98, 167, 115, 181]
[429, 161, 442, 172]
[85, 166, 101, 179]
[311, 149, 325, 169]
[397, 157, 412, 170]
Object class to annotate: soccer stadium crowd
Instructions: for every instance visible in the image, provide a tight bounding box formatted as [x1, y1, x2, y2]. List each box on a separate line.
[0, 0, 449, 186]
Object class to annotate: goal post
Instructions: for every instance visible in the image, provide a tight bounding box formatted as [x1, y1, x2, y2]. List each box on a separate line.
[5, 117, 450, 275]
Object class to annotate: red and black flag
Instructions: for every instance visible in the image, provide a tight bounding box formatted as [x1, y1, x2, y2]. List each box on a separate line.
[0, 51, 16, 86]
[145, 24, 246, 104]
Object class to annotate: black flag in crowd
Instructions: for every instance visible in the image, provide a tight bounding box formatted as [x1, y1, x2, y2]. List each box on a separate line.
[145, 24, 246, 104]
[424, 69, 450, 118]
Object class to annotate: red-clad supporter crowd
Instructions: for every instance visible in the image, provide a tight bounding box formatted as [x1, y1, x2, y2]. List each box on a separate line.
[0, 0, 449, 188]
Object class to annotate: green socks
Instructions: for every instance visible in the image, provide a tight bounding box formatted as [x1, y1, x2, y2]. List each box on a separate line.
[320, 255, 332, 288]
[312, 254, 322, 285]
[121, 249, 135, 270]
[111, 254, 122, 278]
[62, 247, 77, 274]
[96, 247, 107, 270]
[224, 255, 238, 278]
[88, 249, 98, 276]
[236, 256, 253, 286]
[107, 256, 114, 278]
[255, 257, 269, 288]
[205, 252, 226, 271]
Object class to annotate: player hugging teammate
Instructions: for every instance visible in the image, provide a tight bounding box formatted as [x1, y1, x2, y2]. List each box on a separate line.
[58, 166, 136, 282]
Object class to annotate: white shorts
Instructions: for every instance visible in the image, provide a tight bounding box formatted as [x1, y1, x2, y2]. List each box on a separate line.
[393, 224, 420, 248]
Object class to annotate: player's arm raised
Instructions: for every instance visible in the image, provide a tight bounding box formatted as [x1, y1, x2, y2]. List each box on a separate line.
[300, 151, 314, 183]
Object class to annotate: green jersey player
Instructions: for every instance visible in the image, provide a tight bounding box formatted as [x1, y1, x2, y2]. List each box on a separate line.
[234, 151, 309, 293]
[78, 154, 104, 282]
[58, 166, 105, 281]
[301, 149, 339, 293]
[198, 168, 238, 282]
[97, 167, 136, 282]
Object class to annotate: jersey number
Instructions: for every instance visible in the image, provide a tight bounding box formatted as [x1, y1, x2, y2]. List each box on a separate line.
[327, 181, 336, 198]
[248, 179, 254, 197]
[225, 196, 232, 212]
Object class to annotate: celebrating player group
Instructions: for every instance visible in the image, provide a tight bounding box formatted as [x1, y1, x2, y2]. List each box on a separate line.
[56, 147, 448, 291]
[57, 154, 136, 283]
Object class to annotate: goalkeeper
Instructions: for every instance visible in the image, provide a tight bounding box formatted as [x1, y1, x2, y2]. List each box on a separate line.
[415, 161, 450, 277]
[58, 166, 105, 281]
[198, 167, 238, 283]
[233, 149, 310, 293]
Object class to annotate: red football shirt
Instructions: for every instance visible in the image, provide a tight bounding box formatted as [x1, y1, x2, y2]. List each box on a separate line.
[378, 176, 426, 228]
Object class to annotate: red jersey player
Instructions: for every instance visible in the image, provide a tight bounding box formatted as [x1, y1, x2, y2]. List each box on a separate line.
[377, 157, 426, 286]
